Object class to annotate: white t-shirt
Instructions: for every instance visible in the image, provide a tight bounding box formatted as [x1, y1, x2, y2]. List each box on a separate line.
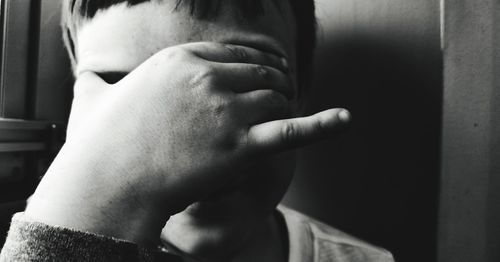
[278, 205, 395, 262]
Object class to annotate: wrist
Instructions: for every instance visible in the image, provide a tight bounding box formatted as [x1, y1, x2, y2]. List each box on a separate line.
[25, 144, 170, 245]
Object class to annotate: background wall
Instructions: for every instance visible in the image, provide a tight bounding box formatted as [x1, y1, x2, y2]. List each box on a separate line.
[283, 1, 443, 261]
[439, 0, 500, 261]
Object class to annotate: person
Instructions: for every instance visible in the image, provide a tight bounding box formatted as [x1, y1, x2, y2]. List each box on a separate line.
[1, 0, 394, 261]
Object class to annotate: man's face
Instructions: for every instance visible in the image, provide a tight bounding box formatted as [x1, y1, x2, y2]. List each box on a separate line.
[76, 0, 298, 254]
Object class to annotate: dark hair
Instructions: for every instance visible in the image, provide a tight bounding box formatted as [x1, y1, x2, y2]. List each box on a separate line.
[61, 0, 316, 95]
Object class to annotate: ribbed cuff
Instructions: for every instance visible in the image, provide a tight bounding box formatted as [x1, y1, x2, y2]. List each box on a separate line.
[0, 212, 182, 262]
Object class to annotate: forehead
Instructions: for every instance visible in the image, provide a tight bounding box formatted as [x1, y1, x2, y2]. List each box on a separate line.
[76, 1, 296, 75]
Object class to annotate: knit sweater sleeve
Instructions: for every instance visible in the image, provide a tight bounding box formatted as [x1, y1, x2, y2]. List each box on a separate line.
[0, 213, 181, 262]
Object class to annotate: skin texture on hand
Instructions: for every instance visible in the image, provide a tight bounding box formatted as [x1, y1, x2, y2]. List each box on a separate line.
[25, 42, 350, 246]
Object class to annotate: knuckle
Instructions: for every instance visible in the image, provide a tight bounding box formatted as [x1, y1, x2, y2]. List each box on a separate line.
[157, 46, 190, 62]
[225, 44, 249, 61]
[212, 97, 229, 117]
[254, 65, 271, 80]
[190, 65, 218, 88]
[281, 121, 299, 144]
[313, 119, 327, 137]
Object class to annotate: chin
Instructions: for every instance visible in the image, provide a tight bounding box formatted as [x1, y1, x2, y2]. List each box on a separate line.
[165, 189, 268, 238]
[161, 183, 282, 260]
[161, 204, 259, 261]
[161, 152, 296, 258]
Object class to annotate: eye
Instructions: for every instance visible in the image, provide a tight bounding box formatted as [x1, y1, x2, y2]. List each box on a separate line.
[96, 72, 129, 84]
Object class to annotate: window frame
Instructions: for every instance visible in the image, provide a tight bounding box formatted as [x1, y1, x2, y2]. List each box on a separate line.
[0, 0, 36, 118]
[0, 0, 65, 200]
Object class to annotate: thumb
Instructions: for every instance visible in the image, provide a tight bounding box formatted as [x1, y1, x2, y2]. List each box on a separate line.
[247, 108, 351, 153]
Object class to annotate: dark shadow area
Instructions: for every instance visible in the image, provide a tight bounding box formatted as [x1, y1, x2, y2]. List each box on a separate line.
[284, 31, 442, 262]
[0, 201, 27, 248]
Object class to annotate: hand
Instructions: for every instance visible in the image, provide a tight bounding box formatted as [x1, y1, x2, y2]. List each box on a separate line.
[25, 42, 350, 245]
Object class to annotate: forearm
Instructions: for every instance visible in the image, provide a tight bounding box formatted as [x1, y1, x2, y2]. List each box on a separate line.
[24, 143, 170, 246]
[0, 213, 181, 262]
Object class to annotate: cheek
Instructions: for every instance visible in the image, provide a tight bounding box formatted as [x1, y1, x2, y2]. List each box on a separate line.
[270, 151, 296, 195]
[251, 152, 296, 207]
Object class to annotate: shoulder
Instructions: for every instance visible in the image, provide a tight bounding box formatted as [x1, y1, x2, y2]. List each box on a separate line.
[277, 205, 395, 262]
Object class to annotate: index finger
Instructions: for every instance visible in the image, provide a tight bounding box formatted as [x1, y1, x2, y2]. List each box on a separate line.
[246, 109, 351, 154]
[181, 42, 289, 73]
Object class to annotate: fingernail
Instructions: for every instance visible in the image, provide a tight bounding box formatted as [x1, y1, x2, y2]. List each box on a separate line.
[338, 109, 351, 122]
[281, 57, 289, 71]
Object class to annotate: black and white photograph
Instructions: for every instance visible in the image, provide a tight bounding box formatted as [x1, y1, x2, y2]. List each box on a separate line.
[0, 0, 497, 261]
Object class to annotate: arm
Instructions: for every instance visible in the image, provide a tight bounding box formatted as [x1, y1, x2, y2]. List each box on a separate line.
[3, 42, 349, 258]
[0, 213, 182, 262]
